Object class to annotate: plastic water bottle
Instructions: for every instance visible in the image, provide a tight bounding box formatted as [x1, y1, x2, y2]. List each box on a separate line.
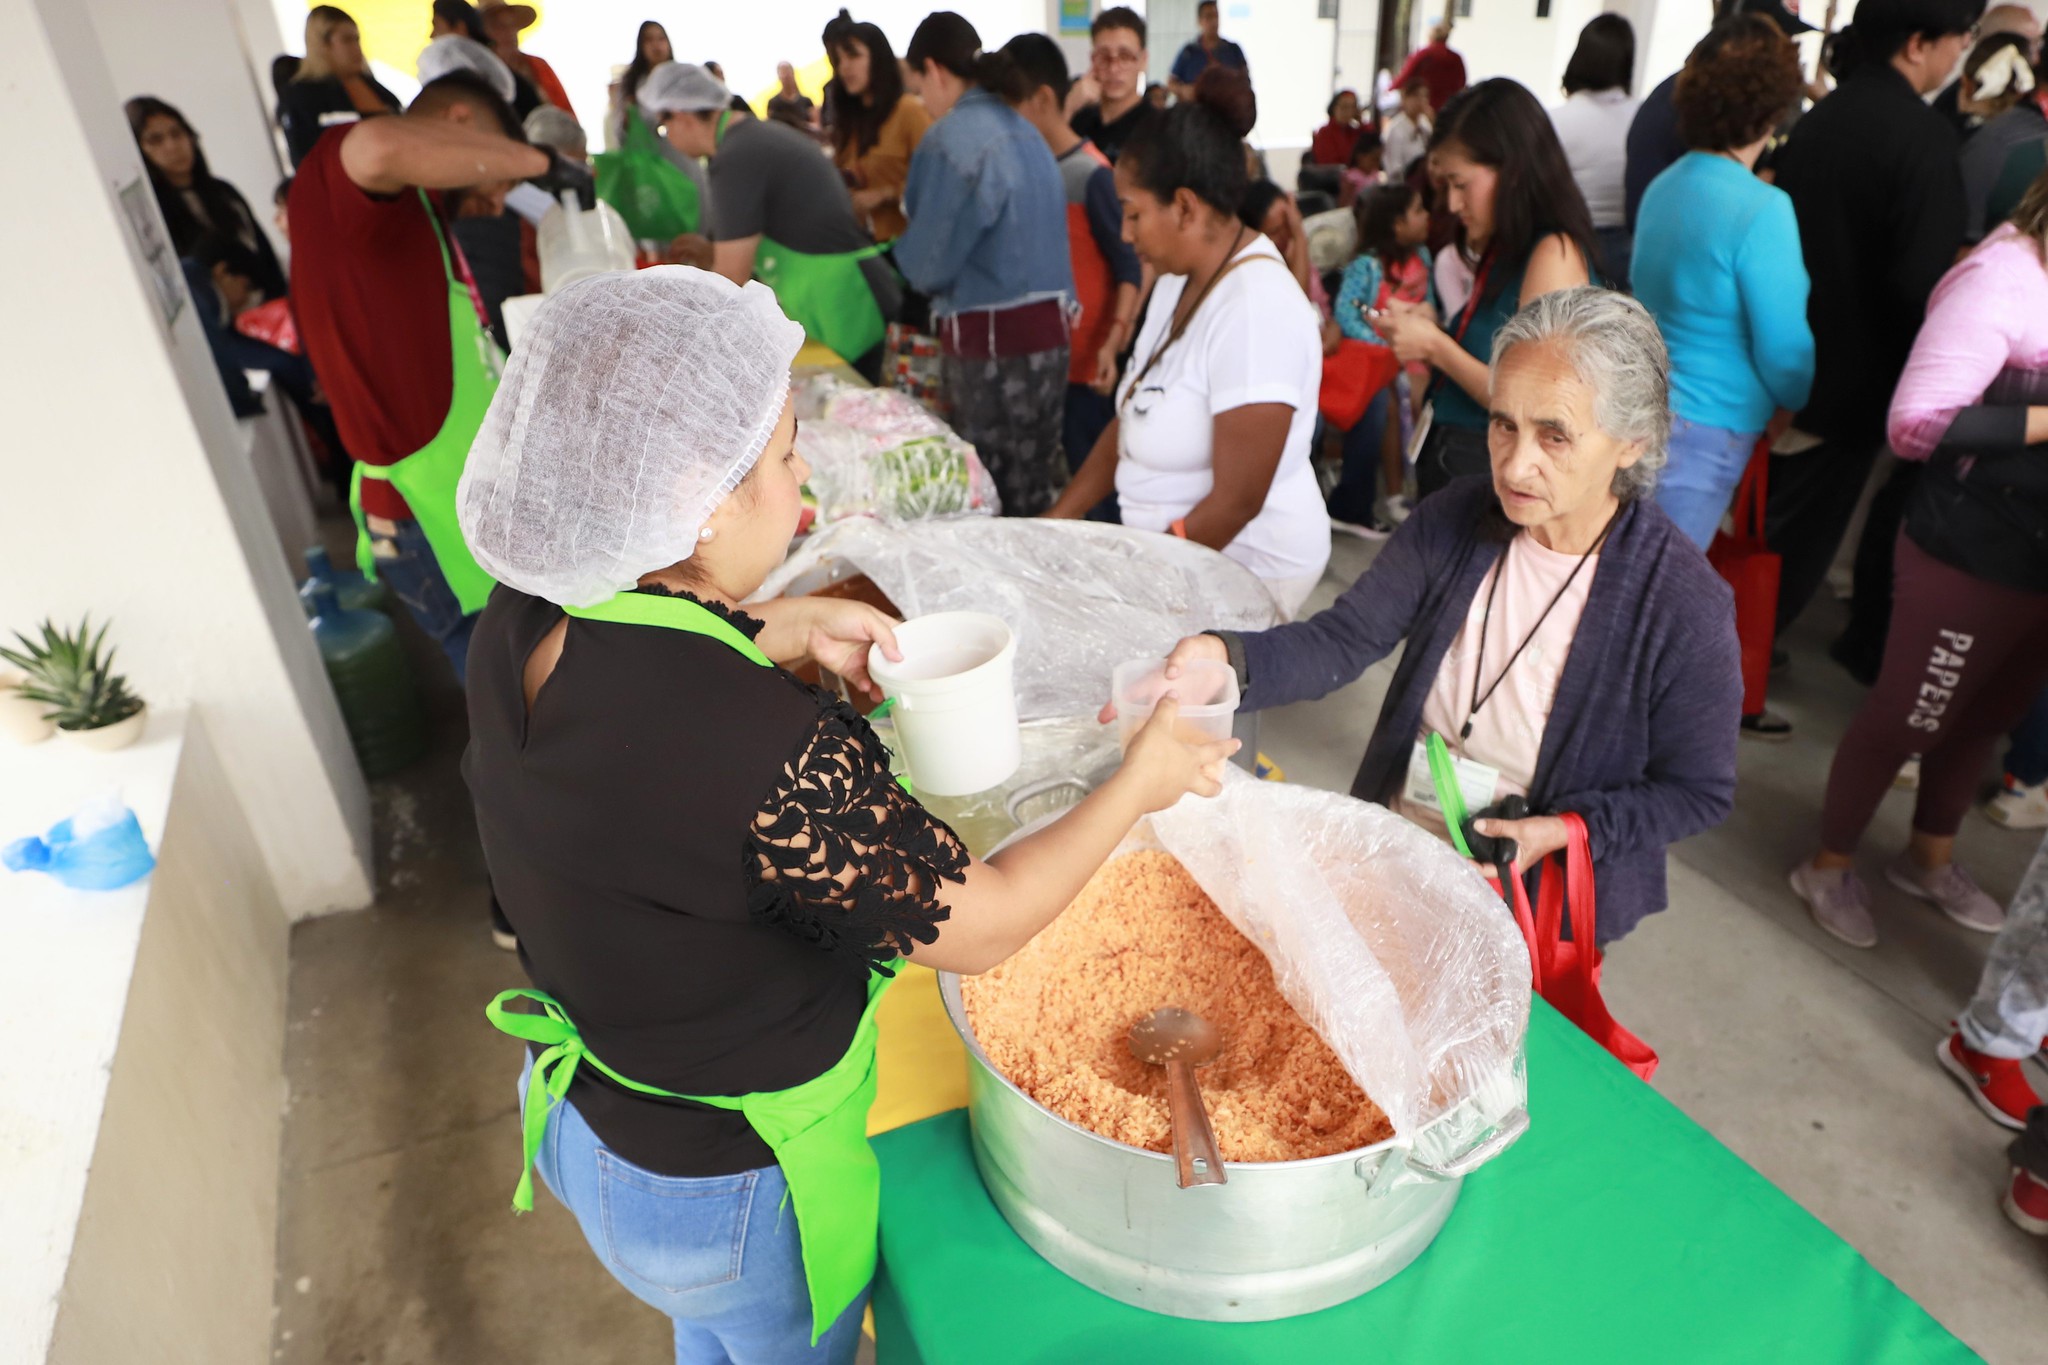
[300, 545, 389, 618]
[307, 582, 427, 778]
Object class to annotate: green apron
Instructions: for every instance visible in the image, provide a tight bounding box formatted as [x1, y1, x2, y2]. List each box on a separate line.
[755, 236, 889, 366]
[485, 589, 896, 1345]
[349, 190, 502, 616]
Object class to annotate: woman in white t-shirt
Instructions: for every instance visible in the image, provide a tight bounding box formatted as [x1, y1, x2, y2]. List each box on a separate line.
[1045, 73, 1331, 616]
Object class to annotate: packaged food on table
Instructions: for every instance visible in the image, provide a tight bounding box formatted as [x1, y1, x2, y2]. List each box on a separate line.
[795, 419, 1000, 525]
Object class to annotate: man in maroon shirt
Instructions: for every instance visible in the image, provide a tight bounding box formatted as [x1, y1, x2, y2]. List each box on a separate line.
[290, 72, 586, 682]
[1392, 20, 1469, 113]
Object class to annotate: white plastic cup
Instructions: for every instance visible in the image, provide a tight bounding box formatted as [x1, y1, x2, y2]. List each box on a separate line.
[1111, 657, 1241, 752]
[869, 612, 1022, 797]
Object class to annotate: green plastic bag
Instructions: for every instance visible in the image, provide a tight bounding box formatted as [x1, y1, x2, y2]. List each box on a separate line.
[592, 107, 700, 240]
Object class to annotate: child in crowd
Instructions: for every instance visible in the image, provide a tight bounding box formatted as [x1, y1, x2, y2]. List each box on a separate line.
[1327, 181, 1435, 531]
[1337, 129, 1384, 208]
[1381, 79, 1433, 181]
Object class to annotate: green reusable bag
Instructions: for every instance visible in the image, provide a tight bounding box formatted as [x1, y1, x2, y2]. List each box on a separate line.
[592, 107, 700, 239]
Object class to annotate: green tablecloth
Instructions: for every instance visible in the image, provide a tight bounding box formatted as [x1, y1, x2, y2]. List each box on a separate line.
[871, 1000, 1973, 1363]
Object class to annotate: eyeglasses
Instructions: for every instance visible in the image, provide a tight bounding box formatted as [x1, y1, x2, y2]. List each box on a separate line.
[1094, 48, 1145, 67]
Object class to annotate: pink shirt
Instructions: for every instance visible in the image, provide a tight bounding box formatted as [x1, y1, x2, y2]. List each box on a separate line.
[1889, 224, 2048, 461]
[1401, 534, 1599, 839]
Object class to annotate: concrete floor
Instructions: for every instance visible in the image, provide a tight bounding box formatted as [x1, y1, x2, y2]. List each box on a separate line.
[272, 533, 2047, 1364]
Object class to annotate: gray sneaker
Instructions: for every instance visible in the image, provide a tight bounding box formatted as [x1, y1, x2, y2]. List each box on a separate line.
[1789, 862, 1877, 947]
[1883, 854, 2006, 933]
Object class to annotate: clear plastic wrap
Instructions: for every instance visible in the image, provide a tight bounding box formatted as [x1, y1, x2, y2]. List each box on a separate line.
[790, 375, 1001, 524]
[755, 517, 1283, 721]
[791, 370, 854, 421]
[796, 419, 999, 524]
[823, 384, 950, 439]
[1144, 770, 1531, 1178]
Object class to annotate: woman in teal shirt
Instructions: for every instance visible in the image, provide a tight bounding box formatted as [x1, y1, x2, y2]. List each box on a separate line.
[1632, 16, 1814, 549]
[1373, 78, 1601, 499]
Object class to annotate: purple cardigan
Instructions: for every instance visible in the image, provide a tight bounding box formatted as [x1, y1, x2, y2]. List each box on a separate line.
[1222, 478, 1741, 941]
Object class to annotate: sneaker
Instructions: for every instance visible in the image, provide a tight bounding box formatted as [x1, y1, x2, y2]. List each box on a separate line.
[1741, 710, 1793, 742]
[1383, 494, 1413, 526]
[1329, 515, 1393, 540]
[2005, 1167, 2048, 1235]
[1893, 757, 1921, 791]
[1883, 854, 2006, 933]
[1935, 1033, 2040, 1130]
[1983, 773, 2048, 830]
[1789, 861, 1877, 947]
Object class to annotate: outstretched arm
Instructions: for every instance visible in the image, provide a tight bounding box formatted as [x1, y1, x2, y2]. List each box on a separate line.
[339, 115, 547, 195]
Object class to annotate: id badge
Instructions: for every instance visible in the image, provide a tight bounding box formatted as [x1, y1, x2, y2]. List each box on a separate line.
[1404, 738, 1499, 816]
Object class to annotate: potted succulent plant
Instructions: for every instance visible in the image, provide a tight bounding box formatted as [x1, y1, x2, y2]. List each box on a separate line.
[0, 668, 55, 745]
[0, 618, 148, 752]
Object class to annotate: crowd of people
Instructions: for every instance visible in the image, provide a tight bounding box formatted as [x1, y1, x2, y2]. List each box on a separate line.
[116, 0, 2048, 1354]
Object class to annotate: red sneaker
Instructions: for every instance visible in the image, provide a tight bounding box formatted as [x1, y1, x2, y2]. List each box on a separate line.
[2005, 1167, 2048, 1235]
[1935, 1033, 2041, 1130]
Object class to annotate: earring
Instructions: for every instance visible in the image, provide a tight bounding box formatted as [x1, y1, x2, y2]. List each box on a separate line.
[698, 527, 715, 542]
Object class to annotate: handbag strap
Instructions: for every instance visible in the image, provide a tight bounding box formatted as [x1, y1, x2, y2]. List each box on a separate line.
[1534, 813, 1598, 989]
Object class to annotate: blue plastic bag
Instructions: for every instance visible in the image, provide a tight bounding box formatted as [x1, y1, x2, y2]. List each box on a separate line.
[3, 795, 156, 891]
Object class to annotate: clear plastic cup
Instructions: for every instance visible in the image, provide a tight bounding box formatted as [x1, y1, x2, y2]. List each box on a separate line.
[1111, 657, 1241, 752]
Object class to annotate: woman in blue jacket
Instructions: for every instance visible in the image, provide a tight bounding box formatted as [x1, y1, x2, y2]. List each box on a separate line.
[1153, 289, 1741, 942]
[896, 12, 1075, 515]
[1632, 15, 1815, 550]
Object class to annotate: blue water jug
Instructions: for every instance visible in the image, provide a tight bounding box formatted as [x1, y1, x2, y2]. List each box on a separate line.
[299, 545, 390, 618]
[308, 583, 427, 778]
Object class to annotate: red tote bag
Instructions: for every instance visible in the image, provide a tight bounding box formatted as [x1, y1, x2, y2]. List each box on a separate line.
[1499, 814, 1659, 1080]
[1318, 339, 1401, 429]
[1705, 438, 1780, 717]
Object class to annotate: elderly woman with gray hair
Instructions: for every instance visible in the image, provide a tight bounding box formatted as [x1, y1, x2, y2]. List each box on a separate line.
[1160, 287, 1742, 941]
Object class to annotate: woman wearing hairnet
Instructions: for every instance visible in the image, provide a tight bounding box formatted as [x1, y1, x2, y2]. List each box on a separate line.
[458, 268, 1235, 1364]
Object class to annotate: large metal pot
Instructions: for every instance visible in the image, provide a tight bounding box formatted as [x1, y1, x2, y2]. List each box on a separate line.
[937, 972, 1520, 1321]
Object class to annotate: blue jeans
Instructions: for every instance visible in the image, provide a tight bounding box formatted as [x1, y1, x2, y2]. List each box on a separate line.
[367, 516, 477, 684]
[1655, 418, 1759, 550]
[1595, 225, 1633, 295]
[2007, 686, 2048, 786]
[1329, 387, 1394, 524]
[520, 1066, 870, 1365]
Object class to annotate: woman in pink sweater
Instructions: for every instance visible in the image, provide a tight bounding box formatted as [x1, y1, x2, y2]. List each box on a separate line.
[1789, 190, 2048, 950]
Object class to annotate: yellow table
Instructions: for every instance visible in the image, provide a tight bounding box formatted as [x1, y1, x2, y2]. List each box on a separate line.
[867, 964, 969, 1138]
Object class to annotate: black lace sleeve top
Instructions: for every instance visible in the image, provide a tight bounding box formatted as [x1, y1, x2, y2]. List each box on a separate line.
[463, 586, 967, 1177]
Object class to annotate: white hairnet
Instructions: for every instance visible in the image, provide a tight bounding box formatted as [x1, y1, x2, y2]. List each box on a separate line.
[416, 35, 516, 104]
[458, 268, 805, 607]
[639, 61, 732, 121]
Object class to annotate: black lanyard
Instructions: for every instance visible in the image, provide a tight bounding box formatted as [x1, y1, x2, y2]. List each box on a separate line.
[1462, 511, 1619, 741]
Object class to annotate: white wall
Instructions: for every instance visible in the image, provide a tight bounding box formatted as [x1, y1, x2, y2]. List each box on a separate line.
[48, 714, 288, 1365]
[0, 0, 374, 919]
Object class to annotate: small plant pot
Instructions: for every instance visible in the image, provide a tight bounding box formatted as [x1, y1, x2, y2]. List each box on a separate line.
[61, 706, 149, 753]
[0, 674, 55, 746]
